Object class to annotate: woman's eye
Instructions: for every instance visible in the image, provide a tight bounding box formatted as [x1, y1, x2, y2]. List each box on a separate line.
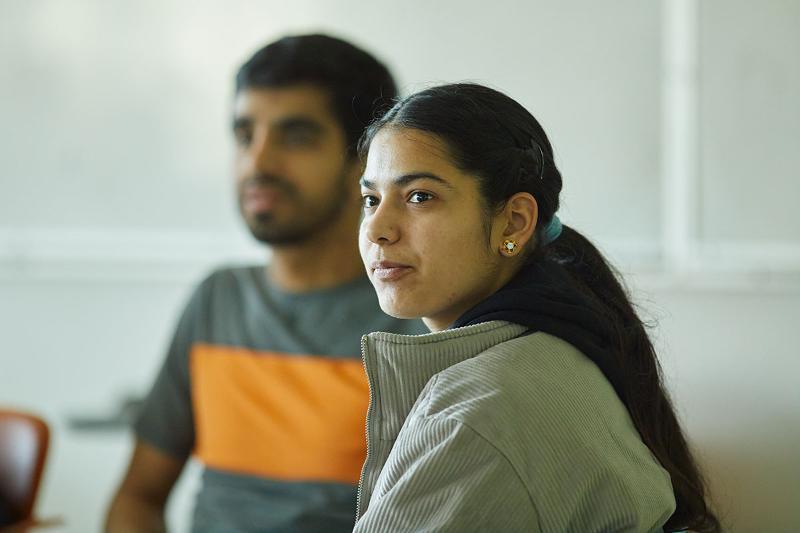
[362, 195, 379, 208]
[409, 191, 433, 204]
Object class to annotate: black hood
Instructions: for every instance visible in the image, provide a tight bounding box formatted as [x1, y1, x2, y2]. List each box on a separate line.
[451, 260, 626, 404]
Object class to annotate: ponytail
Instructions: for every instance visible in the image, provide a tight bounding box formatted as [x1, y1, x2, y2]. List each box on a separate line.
[543, 225, 721, 533]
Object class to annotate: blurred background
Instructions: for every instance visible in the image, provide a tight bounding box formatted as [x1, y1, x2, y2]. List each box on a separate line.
[1, 0, 798, 531]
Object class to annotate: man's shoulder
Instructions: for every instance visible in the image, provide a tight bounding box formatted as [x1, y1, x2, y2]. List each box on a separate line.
[202, 263, 263, 285]
[303, 275, 427, 337]
[191, 264, 264, 295]
[173, 264, 266, 322]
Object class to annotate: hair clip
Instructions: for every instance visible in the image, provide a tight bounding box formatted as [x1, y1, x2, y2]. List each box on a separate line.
[530, 138, 545, 180]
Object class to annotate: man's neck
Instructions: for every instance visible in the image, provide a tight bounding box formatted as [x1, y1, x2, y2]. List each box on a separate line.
[266, 217, 366, 293]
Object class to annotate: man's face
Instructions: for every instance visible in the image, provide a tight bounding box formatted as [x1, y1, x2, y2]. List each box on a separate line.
[232, 85, 358, 245]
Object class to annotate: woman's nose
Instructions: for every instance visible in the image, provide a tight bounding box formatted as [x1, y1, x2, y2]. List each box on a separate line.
[363, 202, 400, 245]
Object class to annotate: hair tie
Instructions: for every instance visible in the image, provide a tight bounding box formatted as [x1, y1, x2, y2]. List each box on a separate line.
[541, 215, 562, 245]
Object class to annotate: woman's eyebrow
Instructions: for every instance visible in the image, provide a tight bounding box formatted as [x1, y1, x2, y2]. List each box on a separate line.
[360, 172, 454, 190]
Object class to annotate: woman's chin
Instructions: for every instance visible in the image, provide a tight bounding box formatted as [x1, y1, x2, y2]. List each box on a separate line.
[378, 298, 424, 321]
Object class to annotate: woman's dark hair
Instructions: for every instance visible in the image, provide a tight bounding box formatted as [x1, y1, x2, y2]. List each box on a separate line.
[359, 83, 720, 533]
[236, 34, 397, 158]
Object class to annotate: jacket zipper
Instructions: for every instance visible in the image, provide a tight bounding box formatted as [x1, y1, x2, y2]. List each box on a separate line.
[355, 335, 373, 523]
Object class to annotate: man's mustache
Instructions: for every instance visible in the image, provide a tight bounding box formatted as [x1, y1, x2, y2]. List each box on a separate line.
[241, 174, 297, 196]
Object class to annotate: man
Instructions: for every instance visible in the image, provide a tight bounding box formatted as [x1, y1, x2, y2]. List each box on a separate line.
[105, 34, 424, 532]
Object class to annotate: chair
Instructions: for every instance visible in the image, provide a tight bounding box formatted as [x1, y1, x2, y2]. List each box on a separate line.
[0, 409, 50, 527]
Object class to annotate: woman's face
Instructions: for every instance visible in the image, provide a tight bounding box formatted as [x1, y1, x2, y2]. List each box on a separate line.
[359, 128, 513, 331]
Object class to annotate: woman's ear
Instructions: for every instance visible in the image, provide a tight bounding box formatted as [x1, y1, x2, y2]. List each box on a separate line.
[493, 192, 538, 256]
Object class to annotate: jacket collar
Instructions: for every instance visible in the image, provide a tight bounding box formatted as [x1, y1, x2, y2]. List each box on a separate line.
[452, 261, 625, 404]
[361, 321, 527, 441]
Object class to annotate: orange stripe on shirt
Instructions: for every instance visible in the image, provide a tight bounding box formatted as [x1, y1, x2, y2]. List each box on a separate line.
[190, 343, 369, 484]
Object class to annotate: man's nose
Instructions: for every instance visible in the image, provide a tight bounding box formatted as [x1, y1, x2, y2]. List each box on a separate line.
[246, 133, 281, 175]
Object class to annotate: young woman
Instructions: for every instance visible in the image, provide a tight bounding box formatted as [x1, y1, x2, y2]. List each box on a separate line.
[354, 83, 719, 532]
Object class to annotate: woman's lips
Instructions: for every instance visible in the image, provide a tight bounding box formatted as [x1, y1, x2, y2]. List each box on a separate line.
[371, 261, 414, 282]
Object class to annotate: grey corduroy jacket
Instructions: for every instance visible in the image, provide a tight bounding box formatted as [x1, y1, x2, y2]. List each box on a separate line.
[354, 321, 676, 532]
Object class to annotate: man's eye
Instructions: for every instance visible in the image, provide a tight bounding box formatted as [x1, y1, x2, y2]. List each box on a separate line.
[283, 131, 316, 146]
[362, 195, 379, 208]
[234, 130, 252, 147]
[409, 191, 433, 203]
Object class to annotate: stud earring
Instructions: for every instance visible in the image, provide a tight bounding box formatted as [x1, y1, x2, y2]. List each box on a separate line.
[502, 239, 517, 255]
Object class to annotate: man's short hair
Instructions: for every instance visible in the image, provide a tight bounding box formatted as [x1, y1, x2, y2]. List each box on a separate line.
[236, 34, 398, 158]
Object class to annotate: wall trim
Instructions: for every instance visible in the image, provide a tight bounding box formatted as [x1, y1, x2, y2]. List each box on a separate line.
[2, 227, 798, 290]
[0, 227, 264, 283]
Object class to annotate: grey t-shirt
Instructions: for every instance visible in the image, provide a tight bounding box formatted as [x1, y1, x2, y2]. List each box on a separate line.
[135, 265, 426, 532]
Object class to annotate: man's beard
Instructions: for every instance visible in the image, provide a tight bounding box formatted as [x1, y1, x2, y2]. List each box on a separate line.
[239, 171, 351, 246]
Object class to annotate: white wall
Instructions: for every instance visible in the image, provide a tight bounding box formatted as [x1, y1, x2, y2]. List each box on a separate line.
[644, 284, 800, 533]
[1, 1, 798, 531]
